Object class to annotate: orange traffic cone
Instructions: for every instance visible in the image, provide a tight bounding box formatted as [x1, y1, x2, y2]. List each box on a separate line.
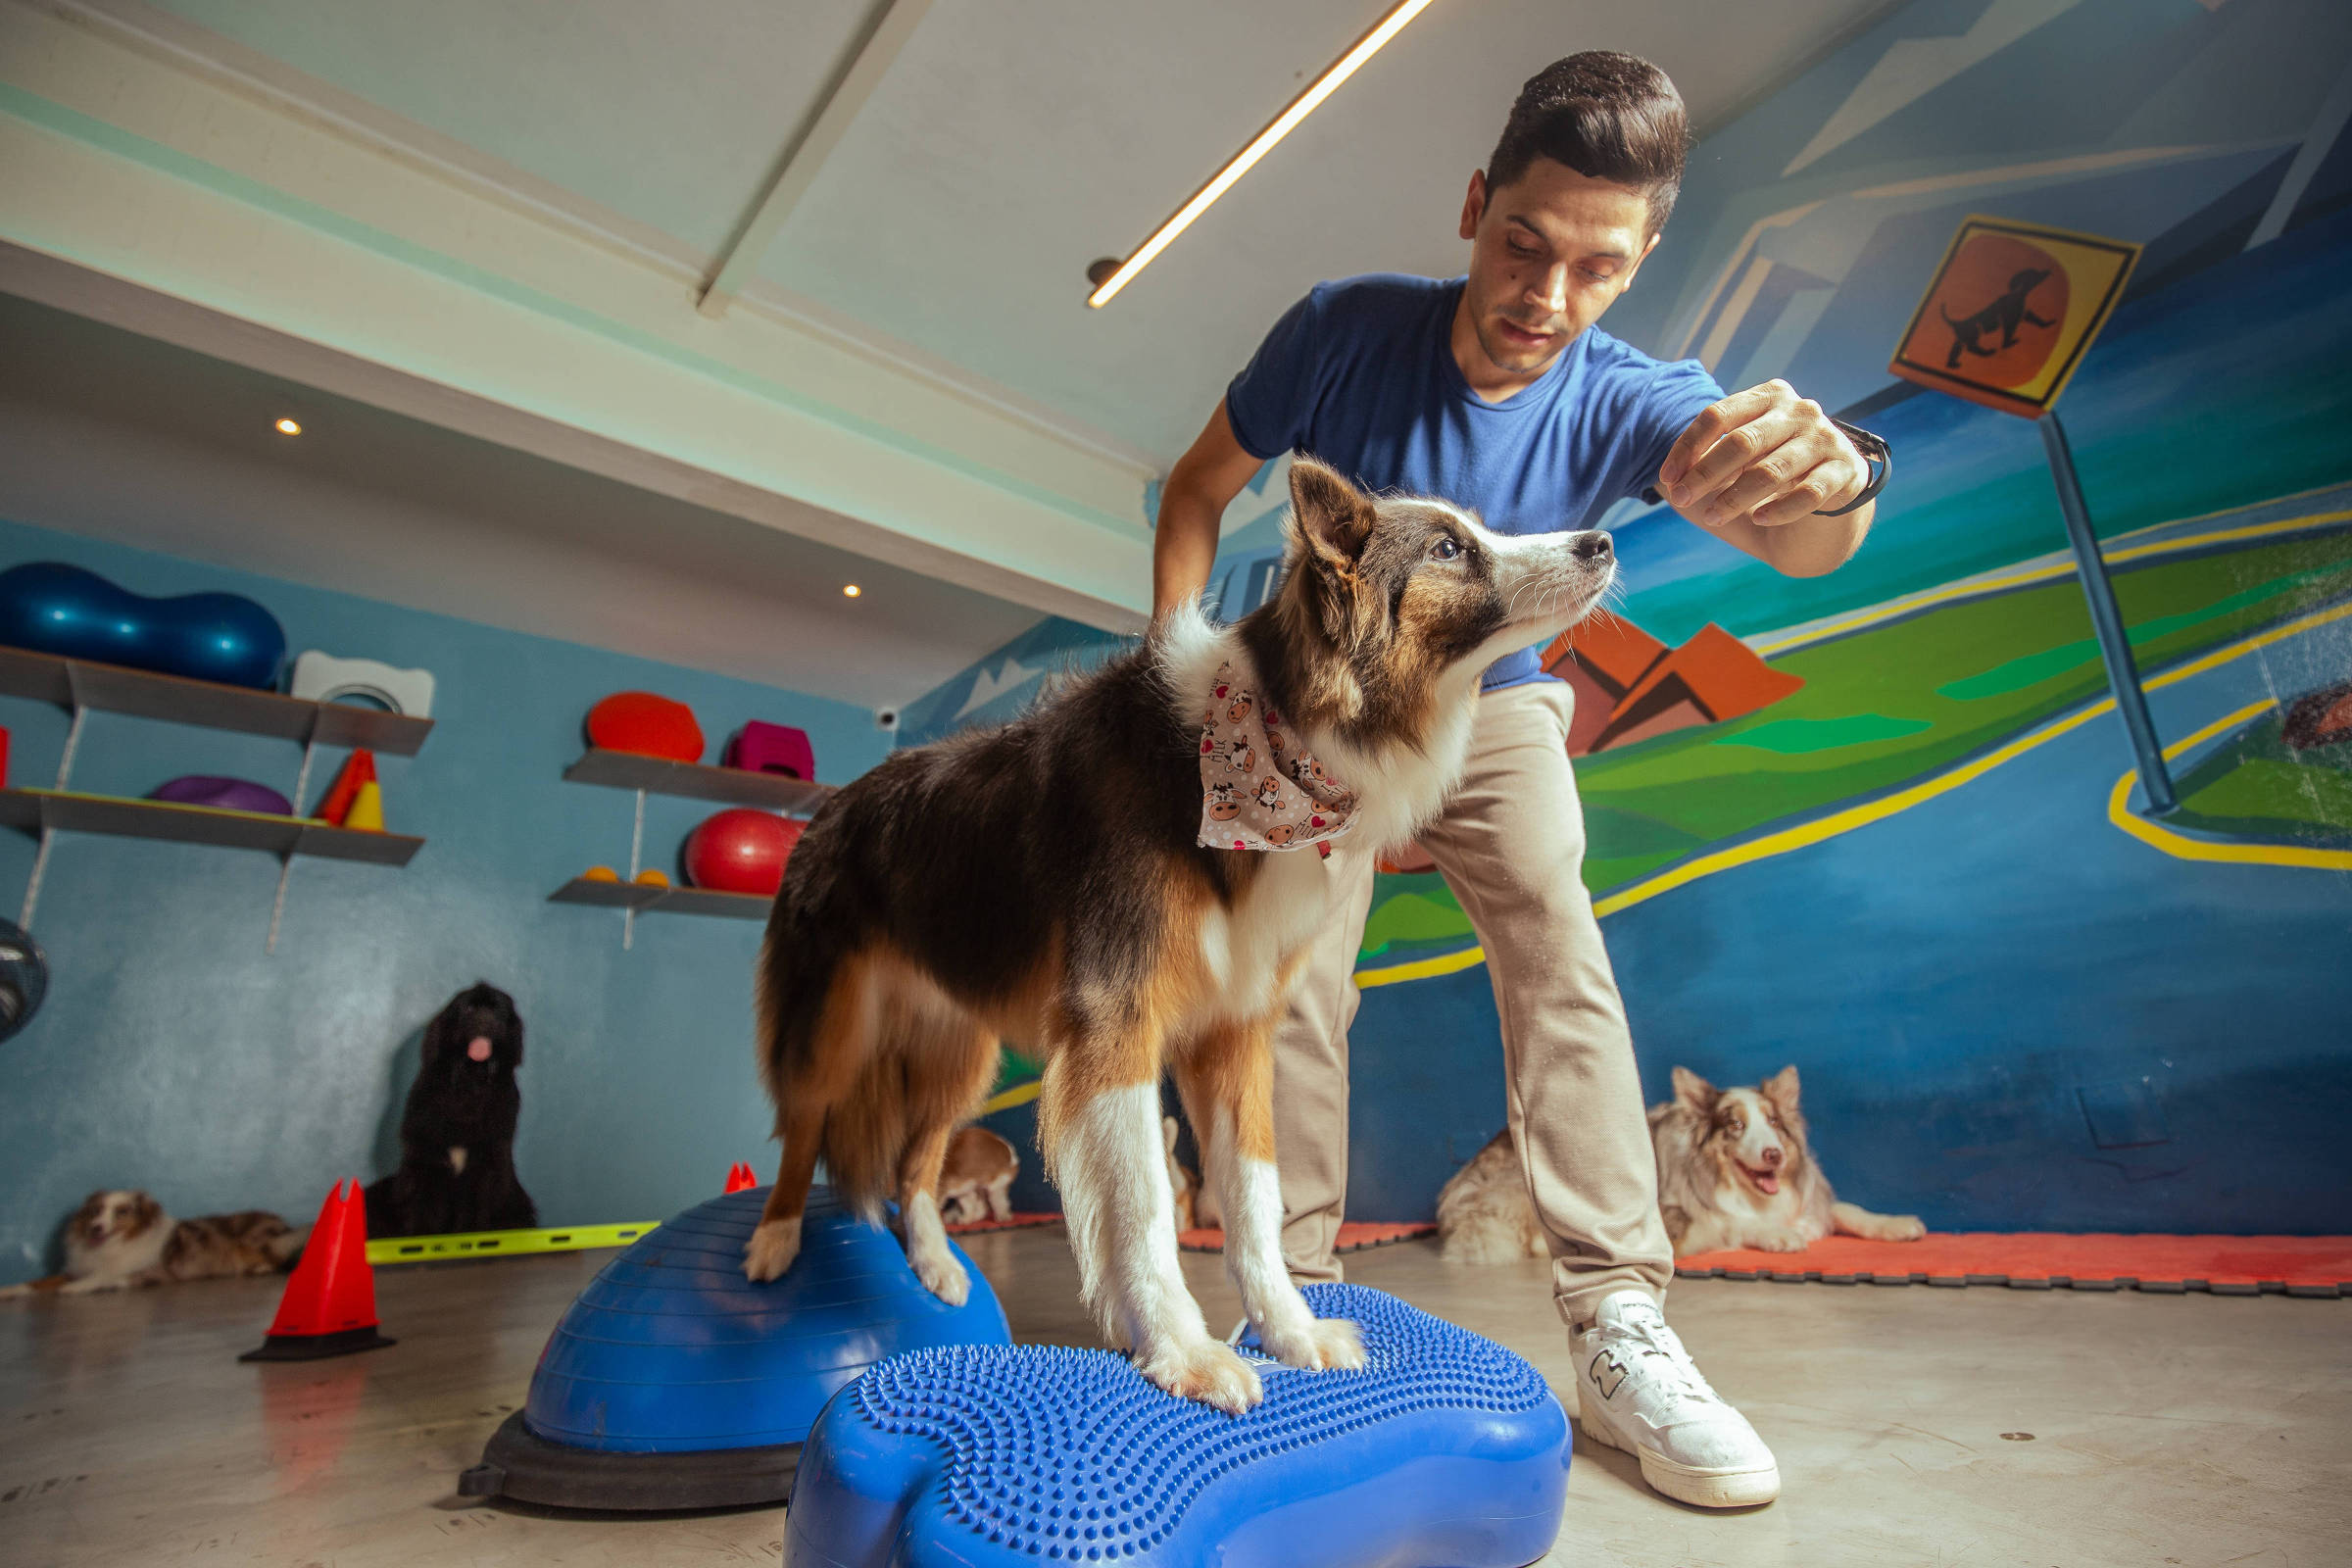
[240, 1179, 395, 1362]
[312, 750, 376, 826]
[724, 1161, 759, 1193]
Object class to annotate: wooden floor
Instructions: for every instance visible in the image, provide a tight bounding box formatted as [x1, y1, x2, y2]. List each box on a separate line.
[4, 1225, 2347, 1567]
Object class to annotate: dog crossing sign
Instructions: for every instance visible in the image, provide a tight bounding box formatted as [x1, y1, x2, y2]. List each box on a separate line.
[1888, 216, 2138, 417]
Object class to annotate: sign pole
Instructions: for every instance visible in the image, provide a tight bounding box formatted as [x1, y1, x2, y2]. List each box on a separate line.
[2038, 411, 2177, 815]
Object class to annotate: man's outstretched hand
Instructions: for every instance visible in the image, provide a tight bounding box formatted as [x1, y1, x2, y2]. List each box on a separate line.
[1659, 379, 1868, 530]
[1655, 380, 1874, 578]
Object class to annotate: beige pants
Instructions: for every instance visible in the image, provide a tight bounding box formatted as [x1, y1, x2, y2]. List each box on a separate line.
[1273, 679, 1673, 1327]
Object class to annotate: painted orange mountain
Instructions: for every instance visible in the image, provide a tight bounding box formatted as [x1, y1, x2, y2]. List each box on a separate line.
[1541, 616, 1803, 757]
[1375, 616, 1802, 874]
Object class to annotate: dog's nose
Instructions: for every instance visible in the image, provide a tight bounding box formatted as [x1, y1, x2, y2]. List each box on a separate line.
[1760, 1146, 1784, 1167]
[1572, 531, 1612, 562]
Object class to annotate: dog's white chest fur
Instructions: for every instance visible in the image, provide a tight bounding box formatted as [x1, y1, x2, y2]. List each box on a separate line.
[1155, 603, 1481, 1030]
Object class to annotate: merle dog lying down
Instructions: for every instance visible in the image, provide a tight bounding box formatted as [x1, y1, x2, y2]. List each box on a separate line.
[365, 982, 536, 1238]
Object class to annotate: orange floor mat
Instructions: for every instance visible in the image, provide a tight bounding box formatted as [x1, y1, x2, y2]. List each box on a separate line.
[1178, 1221, 1435, 1254]
[1675, 1233, 2352, 1297]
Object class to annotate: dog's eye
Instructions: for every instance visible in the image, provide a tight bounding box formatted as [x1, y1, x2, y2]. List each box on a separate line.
[1429, 536, 1461, 562]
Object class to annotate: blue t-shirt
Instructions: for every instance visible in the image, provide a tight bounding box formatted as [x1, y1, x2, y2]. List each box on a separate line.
[1225, 272, 1723, 690]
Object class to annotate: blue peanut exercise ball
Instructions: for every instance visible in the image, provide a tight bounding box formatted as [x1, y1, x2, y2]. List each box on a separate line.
[459, 1185, 1009, 1510]
[0, 563, 287, 690]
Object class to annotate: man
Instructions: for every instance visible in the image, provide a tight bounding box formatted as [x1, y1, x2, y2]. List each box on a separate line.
[1151, 53, 1882, 1509]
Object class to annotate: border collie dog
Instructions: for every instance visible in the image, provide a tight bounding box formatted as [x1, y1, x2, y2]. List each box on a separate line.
[746, 458, 1614, 1412]
[1651, 1065, 1925, 1256]
[0, 1190, 305, 1296]
[364, 982, 536, 1239]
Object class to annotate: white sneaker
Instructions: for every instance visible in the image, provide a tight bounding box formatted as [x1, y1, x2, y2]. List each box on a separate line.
[1571, 1292, 1780, 1508]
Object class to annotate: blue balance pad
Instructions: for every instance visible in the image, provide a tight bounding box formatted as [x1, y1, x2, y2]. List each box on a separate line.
[786, 1283, 1569, 1568]
[528, 1186, 1009, 1452]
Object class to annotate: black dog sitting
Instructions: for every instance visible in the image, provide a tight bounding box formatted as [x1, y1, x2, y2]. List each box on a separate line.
[364, 983, 536, 1238]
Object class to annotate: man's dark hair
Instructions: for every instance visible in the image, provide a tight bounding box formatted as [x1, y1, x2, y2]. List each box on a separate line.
[1486, 52, 1690, 237]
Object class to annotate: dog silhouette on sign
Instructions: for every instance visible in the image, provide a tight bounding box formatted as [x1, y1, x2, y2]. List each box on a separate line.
[1940, 268, 2056, 368]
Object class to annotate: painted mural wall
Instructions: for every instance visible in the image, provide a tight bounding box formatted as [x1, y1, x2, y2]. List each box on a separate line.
[906, 0, 2352, 1232]
[0, 514, 891, 1287]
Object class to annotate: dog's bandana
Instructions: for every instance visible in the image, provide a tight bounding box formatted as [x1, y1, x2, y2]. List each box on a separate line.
[1197, 659, 1357, 857]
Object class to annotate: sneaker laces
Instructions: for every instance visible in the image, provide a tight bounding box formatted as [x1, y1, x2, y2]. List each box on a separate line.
[1593, 1304, 1723, 1413]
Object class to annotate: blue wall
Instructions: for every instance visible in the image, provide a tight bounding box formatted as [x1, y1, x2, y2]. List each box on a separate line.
[906, 0, 2352, 1237]
[0, 514, 890, 1285]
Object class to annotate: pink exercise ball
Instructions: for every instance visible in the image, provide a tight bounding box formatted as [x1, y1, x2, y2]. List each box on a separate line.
[682, 809, 803, 897]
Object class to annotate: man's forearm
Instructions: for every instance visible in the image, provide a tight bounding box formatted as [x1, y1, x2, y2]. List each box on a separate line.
[1152, 486, 1226, 618]
[1708, 502, 1874, 579]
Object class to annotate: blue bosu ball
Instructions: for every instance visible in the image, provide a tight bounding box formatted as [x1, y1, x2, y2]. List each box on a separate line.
[461, 1185, 1009, 1510]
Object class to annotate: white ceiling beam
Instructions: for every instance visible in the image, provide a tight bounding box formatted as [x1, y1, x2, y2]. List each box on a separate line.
[697, 0, 933, 319]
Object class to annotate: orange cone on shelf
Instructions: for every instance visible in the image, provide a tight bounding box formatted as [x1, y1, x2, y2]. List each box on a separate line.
[239, 1179, 396, 1362]
[342, 780, 385, 833]
[313, 749, 376, 826]
[724, 1161, 760, 1194]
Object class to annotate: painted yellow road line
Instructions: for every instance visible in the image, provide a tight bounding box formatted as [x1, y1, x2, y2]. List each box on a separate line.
[368, 1221, 658, 1264]
[1354, 943, 1492, 990]
[1357, 599, 2352, 987]
[981, 1079, 1043, 1115]
[2104, 697, 2352, 871]
[1751, 507, 2352, 658]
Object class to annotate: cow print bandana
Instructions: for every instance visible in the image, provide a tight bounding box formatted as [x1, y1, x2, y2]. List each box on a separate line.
[1197, 657, 1357, 857]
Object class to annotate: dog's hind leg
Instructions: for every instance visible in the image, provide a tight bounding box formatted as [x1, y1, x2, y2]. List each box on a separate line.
[890, 1005, 1001, 1307]
[1832, 1200, 1927, 1242]
[747, 950, 876, 1282]
[1174, 1017, 1364, 1376]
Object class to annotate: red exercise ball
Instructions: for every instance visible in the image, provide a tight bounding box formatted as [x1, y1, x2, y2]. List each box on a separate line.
[683, 809, 802, 896]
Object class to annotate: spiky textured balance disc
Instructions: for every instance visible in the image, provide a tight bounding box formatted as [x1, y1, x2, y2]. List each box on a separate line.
[785, 1283, 1569, 1567]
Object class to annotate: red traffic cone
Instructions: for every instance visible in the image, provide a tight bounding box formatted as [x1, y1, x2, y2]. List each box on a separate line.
[240, 1179, 395, 1362]
[724, 1161, 759, 1194]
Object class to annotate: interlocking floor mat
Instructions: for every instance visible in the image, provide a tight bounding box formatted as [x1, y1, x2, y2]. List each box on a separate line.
[1178, 1222, 1436, 1254]
[1675, 1233, 2352, 1296]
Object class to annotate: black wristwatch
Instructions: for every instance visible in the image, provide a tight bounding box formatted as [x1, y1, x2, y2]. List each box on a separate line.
[1637, 416, 1890, 514]
[1815, 417, 1889, 516]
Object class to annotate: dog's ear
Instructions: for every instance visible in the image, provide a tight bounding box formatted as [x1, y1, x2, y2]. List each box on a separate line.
[1671, 1066, 1718, 1112]
[509, 1009, 524, 1069]
[420, 997, 461, 1071]
[1761, 1065, 1801, 1118]
[1285, 457, 1375, 574]
[128, 1193, 162, 1233]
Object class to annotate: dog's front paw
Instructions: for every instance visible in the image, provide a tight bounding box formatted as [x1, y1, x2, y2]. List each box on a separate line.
[909, 1247, 970, 1306]
[1255, 1314, 1365, 1372]
[742, 1216, 803, 1282]
[1136, 1338, 1263, 1415]
[1752, 1230, 1811, 1253]
[1881, 1214, 1928, 1242]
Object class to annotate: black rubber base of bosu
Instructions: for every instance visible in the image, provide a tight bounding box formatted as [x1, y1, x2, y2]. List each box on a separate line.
[239, 1326, 396, 1362]
[458, 1411, 801, 1511]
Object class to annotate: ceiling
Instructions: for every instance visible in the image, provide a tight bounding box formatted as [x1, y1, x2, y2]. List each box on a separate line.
[0, 0, 1901, 706]
[136, 0, 1897, 462]
[0, 291, 1043, 707]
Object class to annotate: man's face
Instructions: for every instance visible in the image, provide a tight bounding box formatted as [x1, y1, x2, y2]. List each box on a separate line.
[1457, 158, 1659, 381]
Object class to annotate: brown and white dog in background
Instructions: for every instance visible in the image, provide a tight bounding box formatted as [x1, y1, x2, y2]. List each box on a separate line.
[0, 1190, 307, 1297]
[1651, 1065, 1924, 1255]
[1437, 1065, 1927, 1262]
[745, 457, 1616, 1411]
[938, 1125, 1018, 1225]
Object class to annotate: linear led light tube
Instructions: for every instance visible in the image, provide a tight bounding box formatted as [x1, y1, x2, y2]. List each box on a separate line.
[1087, 0, 1441, 308]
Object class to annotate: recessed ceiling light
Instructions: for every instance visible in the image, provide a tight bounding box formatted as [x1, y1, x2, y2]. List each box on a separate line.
[1086, 0, 1440, 308]
[274, 416, 302, 436]
[843, 584, 861, 598]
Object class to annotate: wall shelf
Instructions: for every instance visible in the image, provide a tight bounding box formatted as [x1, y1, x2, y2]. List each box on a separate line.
[0, 645, 433, 754]
[547, 875, 769, 921]
[0, 640, 435, 949]
[0, 789, 422, 866]
[562, 749, 830, 814]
